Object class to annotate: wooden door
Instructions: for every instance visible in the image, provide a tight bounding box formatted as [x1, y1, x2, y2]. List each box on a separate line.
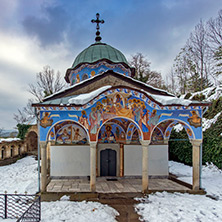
[100, 149, 116, 176]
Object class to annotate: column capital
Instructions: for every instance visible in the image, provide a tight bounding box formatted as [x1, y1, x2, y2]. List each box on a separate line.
[163, 138, 169, 145]
[90, 141, 97, 148]
[190, 139, 202, 147]
[140, 140, 151, 146]
[39, 141, 47, 148]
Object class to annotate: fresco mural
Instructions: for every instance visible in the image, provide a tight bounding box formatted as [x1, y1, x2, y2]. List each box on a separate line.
[187, 110, 201, 128]
[40, 112, 54, 128]
[39, 87, 203, 142]
[68, 61, 131, 85]
[164, 120, 194, 140]
[48, 121, 88, 145]
[98, 118, 141, 144]
[151, 127, 164, 144]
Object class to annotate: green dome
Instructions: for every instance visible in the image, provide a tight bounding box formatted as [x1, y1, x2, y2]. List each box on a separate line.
[72, 42, 128, 68]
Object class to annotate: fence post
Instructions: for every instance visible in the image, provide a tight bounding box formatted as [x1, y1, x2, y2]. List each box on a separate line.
[4, 194, 7, 219]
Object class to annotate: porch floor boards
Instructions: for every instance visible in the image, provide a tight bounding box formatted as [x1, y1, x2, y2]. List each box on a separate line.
[47, 178, 190, 193]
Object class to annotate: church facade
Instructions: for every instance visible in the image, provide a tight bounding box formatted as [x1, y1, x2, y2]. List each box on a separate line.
[33, 14, 209, 193]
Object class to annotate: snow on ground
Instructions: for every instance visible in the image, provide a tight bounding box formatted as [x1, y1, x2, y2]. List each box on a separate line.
[169, 161, 222, 200]
[136, 161, 222, 222]
[136, 192, 222, 222]
[1, 156, 222, 221]
[41, 198, 118, 222]
[0, 156, 38, 194]
[181, 86, 222, 102]
[0, 157, 119, 221]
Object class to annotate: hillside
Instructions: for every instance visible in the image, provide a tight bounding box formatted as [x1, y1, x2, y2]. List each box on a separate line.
[170, 86, 222, 169]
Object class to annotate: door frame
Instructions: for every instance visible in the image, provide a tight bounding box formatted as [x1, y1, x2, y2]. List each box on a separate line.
[97, 143, 120, 176]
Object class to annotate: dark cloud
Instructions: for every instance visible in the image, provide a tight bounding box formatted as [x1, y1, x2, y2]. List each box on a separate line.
[22, 5, 70, 47]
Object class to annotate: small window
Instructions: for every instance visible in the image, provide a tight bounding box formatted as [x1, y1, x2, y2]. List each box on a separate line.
[18, 145, 21, 155]
[1, 147, 5, 159]
[10, 146, 14, 157]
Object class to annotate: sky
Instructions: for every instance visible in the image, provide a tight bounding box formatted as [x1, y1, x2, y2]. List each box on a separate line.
[0, 0, 221, 129]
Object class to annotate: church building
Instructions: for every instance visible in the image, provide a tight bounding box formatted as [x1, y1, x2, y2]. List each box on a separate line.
[33, 14, 209, 193]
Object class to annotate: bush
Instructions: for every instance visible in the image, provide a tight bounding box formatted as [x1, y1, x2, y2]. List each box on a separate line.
[169, 116, 222, 169]
[17, 124, 31, 140]
[169, 129, 192, 166]
[184, 92, 192, 99]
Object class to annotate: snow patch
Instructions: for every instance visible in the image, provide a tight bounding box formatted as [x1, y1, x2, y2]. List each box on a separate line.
[202, 111, 221, 131]
[68, 86, 112, 105]
[0, 156, 38, 194]
[173, 123, 183, 132]
[0, 138, 21, 143]
[136, 192, 222, 222]
[41, 200, 119, 222]
[60, 195, 70, 201]
[136, 161, 222, 221]
[151, 94, 192, 106]
[182, 86, 222, 102]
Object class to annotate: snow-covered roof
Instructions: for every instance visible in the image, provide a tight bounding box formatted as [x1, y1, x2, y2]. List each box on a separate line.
[44, 71, 174, 101]
[39, 85, 207, 107]
[68, 86, 111, 105]
[150, 94, 193, 106]
[0, 138, 21, 143]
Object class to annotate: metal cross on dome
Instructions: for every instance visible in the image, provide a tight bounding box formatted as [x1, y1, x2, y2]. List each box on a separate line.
[91, 13, 104, 42]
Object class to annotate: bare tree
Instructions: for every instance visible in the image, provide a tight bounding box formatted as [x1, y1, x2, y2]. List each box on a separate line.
[173, 48, 191, 94]
[14, 66, 67, 124]
[13, 99, 36, 124]
[166, 68, 178, 94]
[129, 53, 164, 88]
[28, 65, 66, 102]
[187, 20, 211, 90]
[207, 10, 222, 49]
[207, 10, 222, 79]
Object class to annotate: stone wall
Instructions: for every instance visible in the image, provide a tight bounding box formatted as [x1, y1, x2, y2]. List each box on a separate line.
[0, 139, 26, 161]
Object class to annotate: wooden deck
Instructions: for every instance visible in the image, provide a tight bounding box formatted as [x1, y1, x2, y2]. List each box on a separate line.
[46, 177, 192, 193]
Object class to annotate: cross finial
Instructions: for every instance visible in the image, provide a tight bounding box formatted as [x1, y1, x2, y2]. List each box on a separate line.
[91, 13, 104, 42]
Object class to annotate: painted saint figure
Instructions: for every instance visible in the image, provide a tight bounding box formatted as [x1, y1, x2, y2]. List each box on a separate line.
[187, 110, 201, 128]
[102, 125, 116, 143]
[89, 107, 98, 134]
[79, 110, 89, 130]
[40, 112, 53, 128]
[149, 109, 160, 129]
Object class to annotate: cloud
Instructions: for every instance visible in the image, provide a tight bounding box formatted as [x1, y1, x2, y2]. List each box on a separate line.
[0, 0, 221, 129]
[22, 5, 69, 47]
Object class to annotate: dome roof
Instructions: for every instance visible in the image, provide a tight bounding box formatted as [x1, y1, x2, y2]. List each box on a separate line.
[72, 42, 128, 69]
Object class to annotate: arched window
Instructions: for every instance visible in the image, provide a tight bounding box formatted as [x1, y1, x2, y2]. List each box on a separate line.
[82, 73, 88, 81]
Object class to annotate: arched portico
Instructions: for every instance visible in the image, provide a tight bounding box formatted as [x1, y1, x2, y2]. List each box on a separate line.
[40, 120, 90, 192]
[151, 119, 202, 191]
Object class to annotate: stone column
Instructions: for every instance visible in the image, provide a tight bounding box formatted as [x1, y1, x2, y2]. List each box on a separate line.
[90, 142, 97, 192]
[140, 140, 151, 193]
[40, 141, 47, 192]
[190, 139, 202, 190]
[119, 143, 124, 177]
[47, 142, 51, 174]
